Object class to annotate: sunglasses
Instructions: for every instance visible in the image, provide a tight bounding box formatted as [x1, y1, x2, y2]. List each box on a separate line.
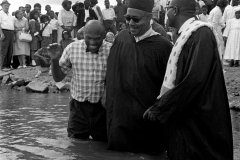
[124, 14, 147, 23]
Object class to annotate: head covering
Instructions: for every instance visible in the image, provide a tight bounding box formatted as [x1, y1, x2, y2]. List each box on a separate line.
[171, 0, 196, 16]
[128, 0, 154, 13]
[0, 0, 10, 5]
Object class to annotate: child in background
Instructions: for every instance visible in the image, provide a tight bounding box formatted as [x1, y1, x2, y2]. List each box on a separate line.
[105, 32, 115, 43]
[223, 8, 240, 67]
[49, 10, 58, 43]
[73, 27, 85, 41]
[199, 5, 209, 22]
[195, 2, 201, 19]
[40, 14, 52, 48]
[60, 31, 74, 51]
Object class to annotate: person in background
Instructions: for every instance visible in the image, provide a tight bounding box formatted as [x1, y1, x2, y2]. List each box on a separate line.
[13, 10, 30, 69]
[203, 0, 213, 14]
[57, 0, 77, 43]
[222, 0, 239, 24]
[199, 5, 209, 22]
[48, 20, 111, 141]
[29, 9, 41, 66]
[76, 0, 98, 31]
[143, 0, 233, 159]
[59, 30, 74, 51]
[223, 7, 240, 67]
[105, 31, 114, 43]
[25, 4, 31, 20]
[0, 0, 15, 71]
[34, 47, 51, 77]
[40, 14, 52, 48]
[196, 1, 201, 19]
[91, 0, 104, 22]
[49, 10, 58, 43]
[34, 3, 41, 14]
[19, 6, 26, 18]
[106, 0, 172, 153]
[208, 0, 227, 59]
[114, 0, 127, 31]
[102, 0, 117, 35]
[45, 5, 58, 20]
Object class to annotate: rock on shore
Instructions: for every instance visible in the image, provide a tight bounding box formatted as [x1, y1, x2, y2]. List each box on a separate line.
[0, 67, 71, 93]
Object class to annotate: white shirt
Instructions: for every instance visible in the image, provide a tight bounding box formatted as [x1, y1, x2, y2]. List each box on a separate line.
[84, 9, 90, 22]
[0, 10, 14, 30]
[40, 23, 53, 37]
[49, 18, 58, 30]
[134, 27, 159, 42]
[102, 8, 115, 20]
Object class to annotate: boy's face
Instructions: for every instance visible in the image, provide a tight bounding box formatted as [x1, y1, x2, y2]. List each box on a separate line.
[202, 8, 208, 15]
[196, 7, 200, 15]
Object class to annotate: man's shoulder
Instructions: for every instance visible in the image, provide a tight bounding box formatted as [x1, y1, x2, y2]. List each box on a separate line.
[189, 26, 215, 43]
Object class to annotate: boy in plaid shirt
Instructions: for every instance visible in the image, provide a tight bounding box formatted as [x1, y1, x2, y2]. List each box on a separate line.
[48, 20, 111, 141]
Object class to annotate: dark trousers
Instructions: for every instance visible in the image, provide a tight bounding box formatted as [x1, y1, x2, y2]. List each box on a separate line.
[34, 56, 50, 68]
[52, 30, 58, 43]
[0, 30, 14, 69]
[67, 99, 107, 142]
[103, 20, 117, 35]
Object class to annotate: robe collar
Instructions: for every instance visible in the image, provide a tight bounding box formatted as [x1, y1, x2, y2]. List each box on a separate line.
[178, 17, 195, 35]
[134, 27, 159, 43]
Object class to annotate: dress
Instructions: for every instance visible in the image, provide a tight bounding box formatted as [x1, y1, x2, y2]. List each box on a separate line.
[13, 18, 30, 56]
[57, 9, 77, 43]
[29, 19, 41, 51]
[106, 30, 173, 152]
[223, 18, 240, 60]
[208, 6, 225, 58]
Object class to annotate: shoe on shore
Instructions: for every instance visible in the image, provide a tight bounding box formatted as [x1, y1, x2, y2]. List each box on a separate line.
[23, 65, 27, 68]
[32, 60, 36, 66]
[48, 70, 52, 76]
[17, 65, 23, 69]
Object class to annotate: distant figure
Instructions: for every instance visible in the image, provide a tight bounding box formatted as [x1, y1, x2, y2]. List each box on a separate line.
[0, 0, 15, 71]
[49, 10, 58, 43]
[105, 31, 114, 43]
[102, 0, 117, 34]
[25, 4, 31, 20]
[59, 30, 74, 51]
[40, 14, 52, 48]
[13, 10, 30, 69]
[91, 0, 104, 22]
[199, 5, 209, 22]
[48, 20, 112, 141]
[34, 47, 51, 78]
[114, 0, 127, 31]
[57, 0, 77, 43]
[223, 8, 240, 67]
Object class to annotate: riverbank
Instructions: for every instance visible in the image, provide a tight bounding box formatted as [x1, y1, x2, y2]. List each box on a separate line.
[0, 65, 240, 110]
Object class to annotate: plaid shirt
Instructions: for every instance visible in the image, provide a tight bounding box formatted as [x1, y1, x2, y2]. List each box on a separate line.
[59, 40, 112, 103]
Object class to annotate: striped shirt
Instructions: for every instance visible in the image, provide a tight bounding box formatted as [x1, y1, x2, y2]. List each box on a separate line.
[59, 40, 112, 103]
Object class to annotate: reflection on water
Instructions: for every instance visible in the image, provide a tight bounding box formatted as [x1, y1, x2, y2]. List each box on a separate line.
[0, 90, 239, 160]
[0, 90, 168, 160]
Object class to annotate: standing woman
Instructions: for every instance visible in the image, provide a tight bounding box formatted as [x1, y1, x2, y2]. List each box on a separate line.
[13, 10, 30, 68]
[57, 0, 77, 43]
[29, 9, 41, 66]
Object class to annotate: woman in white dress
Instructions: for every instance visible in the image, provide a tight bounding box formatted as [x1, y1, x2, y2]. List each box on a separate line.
[13, 10, 30, 68]
[208, 0, 227, 59]
[57, 0, 77, 43]
[223, 8, 240, 67]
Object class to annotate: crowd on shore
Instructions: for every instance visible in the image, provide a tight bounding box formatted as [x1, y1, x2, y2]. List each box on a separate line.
[0, 0, 237, 159]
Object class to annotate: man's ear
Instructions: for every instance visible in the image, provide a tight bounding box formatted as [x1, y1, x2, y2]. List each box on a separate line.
[174, 7, 179, 16]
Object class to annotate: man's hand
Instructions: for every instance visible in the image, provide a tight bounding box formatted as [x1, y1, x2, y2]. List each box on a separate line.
[47, 43, 62, 60]
[143, 107, 157, 121]
[0, 32, 5, 41]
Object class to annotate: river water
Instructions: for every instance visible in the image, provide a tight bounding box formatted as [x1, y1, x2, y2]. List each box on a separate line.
[0, 89, 239, 160]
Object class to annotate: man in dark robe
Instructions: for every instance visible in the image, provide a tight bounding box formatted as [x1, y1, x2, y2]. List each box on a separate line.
[143, 0, 233, 159]
[106, 0, 173, 153]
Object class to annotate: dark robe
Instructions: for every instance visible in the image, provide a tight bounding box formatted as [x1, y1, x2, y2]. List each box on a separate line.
[106, 30, 173, 152]
[149, 27, 233, 160]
